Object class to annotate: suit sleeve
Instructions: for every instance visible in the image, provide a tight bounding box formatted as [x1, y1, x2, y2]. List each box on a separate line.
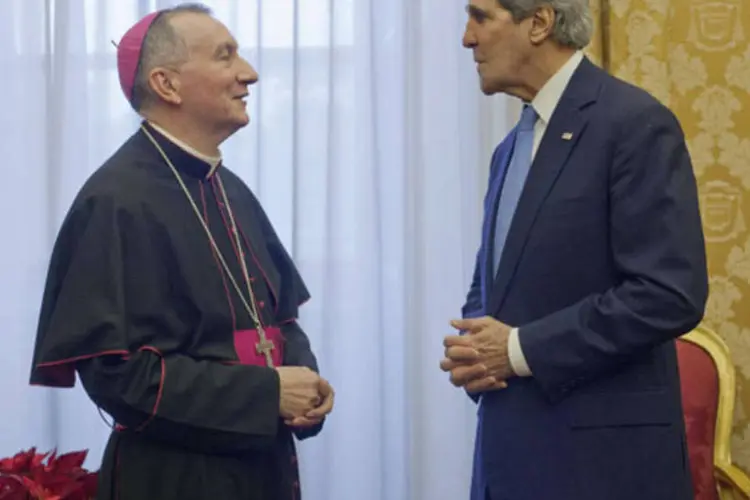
[462, 259, 483, 404]
[518, 103, 708, 400]
[77, 352, 281, 453]
[461, 250, 484, 319]
[281, 320, 326, 440]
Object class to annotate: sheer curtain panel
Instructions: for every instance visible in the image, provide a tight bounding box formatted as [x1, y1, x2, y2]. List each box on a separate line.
[0, 1, 511, 499]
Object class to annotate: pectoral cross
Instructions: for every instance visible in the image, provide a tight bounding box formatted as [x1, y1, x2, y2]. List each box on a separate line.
[256, 331, 275, 367]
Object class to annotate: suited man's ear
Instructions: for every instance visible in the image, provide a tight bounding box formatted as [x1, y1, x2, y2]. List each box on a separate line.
[529, 6, 556, 45]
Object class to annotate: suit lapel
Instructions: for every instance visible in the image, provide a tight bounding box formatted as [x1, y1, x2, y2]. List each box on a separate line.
[487, 58, 602, 315]
[480, 133, 517, 311]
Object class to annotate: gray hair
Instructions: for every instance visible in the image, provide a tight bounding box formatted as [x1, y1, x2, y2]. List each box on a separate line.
[496, 0, 593, 50]
[130, 3, 213, 112]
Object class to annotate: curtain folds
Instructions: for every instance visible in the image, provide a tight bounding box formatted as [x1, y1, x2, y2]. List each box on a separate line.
[0, 1, 510, 499]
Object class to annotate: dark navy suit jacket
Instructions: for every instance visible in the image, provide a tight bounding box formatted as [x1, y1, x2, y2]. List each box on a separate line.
[463, 57, 708, 500]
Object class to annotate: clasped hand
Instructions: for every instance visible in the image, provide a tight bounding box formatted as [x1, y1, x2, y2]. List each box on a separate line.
[277, 366, 334, 428]
[440, 316, 514, 393]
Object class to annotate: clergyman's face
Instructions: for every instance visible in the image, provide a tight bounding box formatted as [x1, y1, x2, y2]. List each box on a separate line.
[462, 0, 533, 96]
[170, 13, 258, 135]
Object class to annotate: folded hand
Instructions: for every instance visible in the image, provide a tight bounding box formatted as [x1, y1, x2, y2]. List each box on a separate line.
[440, 316, 514, 393]
[285, 377, 335, 428]
[277, 366, 321, 420]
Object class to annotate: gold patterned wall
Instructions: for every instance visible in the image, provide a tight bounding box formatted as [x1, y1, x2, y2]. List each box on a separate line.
[585, 0, 606, 67]
[589, 0, 750, 473]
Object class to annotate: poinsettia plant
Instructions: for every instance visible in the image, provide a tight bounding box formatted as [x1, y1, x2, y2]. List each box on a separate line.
[0, 448, 97, 500]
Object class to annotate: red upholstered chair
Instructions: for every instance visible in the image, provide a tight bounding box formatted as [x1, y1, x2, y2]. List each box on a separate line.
[678, 326, 750, 500]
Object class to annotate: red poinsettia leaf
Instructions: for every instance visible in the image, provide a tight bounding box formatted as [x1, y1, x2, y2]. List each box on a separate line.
[49, 483, 81, 500]
[31, 451, 52, 471]
[0, 449, 96, 500]
[81, 473, 98, 496]
[21, 476, 49, 498]
[43, 450, 57, 469]
[0, 485, 28, 500]
[52, 474, 97, 500]
[1, 449, 36, 475]
[49, 452, 87, 474]
[29, 468, 49, 482]
[0, 474, 28, 500]
[32, 471, 72, 492]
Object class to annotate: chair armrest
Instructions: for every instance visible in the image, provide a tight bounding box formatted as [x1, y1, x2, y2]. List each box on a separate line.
[716, 462, 750, 498]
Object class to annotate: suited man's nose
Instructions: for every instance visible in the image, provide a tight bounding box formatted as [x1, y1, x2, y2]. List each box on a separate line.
[463, 29, 477, 48]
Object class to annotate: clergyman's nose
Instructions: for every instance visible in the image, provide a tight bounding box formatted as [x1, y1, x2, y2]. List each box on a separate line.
[239, 59, 259, 85]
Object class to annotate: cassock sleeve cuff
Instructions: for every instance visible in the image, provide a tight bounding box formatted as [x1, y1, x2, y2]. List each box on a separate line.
[508, 327, 532, 377]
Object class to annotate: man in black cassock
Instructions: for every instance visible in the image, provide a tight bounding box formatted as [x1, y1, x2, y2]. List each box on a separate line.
[28, 4, 333, 499]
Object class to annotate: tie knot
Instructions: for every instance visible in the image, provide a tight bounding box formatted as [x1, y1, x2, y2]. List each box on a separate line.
[518, 104, 538, 132]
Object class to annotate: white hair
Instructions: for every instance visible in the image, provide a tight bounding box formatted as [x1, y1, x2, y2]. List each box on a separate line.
[496, 0, 593, 49]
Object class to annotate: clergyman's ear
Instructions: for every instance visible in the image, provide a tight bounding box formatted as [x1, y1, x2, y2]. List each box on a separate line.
[147, 68, 182, 105]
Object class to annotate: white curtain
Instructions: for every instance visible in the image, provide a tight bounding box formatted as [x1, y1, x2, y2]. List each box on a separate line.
[0, 0, 512, 499]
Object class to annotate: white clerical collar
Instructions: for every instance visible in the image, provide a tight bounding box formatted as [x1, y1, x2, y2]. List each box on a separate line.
[531, 50, 584, 126]
[147, 121, 222, 178]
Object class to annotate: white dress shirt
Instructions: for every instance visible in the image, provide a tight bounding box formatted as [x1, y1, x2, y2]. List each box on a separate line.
[507, 50, 585, 377]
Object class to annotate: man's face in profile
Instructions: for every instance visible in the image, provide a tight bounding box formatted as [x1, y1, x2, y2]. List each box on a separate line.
[169, 13, 258, 136]
[462, 0, 534, 96]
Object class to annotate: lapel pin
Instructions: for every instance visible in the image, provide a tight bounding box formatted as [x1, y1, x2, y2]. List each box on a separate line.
[561, 132, 573, 140]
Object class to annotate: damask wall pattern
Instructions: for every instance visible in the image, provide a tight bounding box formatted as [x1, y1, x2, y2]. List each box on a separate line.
[585, 0, 605, 67]
[588, 0, 750, 473]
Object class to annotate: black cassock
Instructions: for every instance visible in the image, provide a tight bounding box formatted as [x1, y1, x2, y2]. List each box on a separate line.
[30, 122, 322, 500]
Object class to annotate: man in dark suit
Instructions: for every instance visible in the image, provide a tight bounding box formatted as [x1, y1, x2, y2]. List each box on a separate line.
[439, 1, 708, 499]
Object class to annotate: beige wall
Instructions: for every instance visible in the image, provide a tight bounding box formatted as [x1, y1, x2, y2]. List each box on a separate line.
[589, 0, 750, 472]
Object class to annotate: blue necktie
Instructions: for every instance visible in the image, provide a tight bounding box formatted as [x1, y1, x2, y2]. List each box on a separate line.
[492, 104, 538, 276]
